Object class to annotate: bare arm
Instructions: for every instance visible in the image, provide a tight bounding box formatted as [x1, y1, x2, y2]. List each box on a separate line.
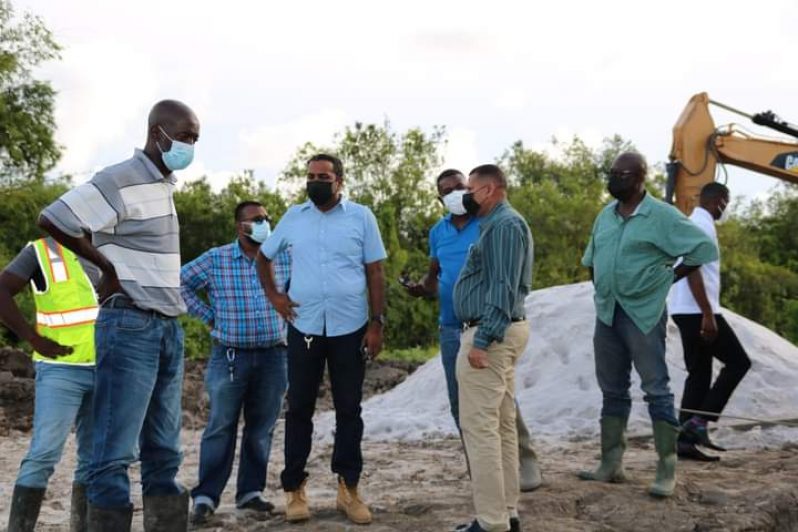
[364, 260, 385, 358]
[38, 215, 122, 302]
[686, 267, 718, 341]
[406, 258, 440, 298]
[0, 271, 72, 358]
[256, 252, 297, 321]
[673, 263, 700, 283]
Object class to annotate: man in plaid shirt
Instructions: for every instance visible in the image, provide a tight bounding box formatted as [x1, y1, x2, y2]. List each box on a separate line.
[181, 200, 290, 524]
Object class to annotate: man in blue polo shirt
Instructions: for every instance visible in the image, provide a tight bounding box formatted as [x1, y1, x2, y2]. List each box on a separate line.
[257, 154, 386, 526]
[405, 168, 542, 493]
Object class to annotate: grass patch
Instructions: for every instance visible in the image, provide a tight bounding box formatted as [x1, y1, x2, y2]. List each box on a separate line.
[379, 345, 439, 364]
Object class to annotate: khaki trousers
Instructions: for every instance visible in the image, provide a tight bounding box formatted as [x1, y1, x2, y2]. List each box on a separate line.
[456, 321, 530, 532]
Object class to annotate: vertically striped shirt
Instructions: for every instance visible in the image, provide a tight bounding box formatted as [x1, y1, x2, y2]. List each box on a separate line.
[453, 201, 534, 349]
[181, 241, 291, 348]
[41, 149, 185, 316]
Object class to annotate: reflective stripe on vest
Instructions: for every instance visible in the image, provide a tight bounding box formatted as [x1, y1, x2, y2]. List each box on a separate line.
[30, 239, 98, 365]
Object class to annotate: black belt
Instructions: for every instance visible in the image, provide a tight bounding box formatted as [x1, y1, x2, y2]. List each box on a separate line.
[102, 294, 171, 320]
[463, 317, 525, 330]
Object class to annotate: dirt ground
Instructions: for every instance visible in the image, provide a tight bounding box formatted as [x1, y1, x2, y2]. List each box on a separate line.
[1, 349, 798, 531]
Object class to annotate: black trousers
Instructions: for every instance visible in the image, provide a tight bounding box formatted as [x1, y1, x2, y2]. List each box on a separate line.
[280, 324, 367, 491]
[672, 314, 751, 425]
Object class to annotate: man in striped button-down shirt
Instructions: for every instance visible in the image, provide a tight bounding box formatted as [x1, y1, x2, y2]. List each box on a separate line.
[453, 164, 534, 532]
[39, 100, 199, 531]
[181, 201, 290, 524]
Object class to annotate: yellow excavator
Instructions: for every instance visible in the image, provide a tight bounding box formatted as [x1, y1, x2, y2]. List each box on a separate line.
[667, 92, 798, 215]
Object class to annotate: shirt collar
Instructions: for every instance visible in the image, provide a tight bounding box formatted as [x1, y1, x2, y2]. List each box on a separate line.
[443, 213, 477, 227]
[232, 239, 245, 260]
[134, 149, 176, 184]
[612, 190, 652, 219]
[300, 196, 348, 212]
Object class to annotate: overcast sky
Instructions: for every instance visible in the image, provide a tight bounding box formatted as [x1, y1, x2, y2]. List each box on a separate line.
[16, 0, 798, 202]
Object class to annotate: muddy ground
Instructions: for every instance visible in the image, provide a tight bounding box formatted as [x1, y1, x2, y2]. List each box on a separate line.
[1, 348, 798, 531]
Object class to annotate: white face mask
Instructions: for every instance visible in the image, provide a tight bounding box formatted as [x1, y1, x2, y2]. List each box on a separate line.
[717, 200, 731, 224]
[442, 189, 467, 215]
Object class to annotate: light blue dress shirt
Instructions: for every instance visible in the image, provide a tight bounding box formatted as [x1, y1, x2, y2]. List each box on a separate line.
[260, 198, 387, 337]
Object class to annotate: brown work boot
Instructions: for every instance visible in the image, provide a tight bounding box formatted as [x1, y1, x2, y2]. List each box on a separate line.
[284, 482, 310, 522]
[336, 478, 372, 525]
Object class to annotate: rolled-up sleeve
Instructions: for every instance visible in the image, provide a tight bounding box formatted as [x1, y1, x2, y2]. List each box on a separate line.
[41, 178, 122, 237]
[362, 208, 387, 264]
[474, 223, 525, 349]
[661, 211, 718, 266]
[180, 251, 214, 325]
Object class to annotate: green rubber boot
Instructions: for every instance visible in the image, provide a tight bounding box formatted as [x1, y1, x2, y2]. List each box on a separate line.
[578, 416, 628, 482]
[649, 420, 678, 498]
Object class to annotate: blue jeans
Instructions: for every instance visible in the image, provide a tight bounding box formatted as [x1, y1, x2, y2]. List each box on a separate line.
[16, 363, 94, 488]
[192, 344, 287, 509]
[88, 307, 185, 509]
[593, 304, 678, 425]
[440, 325, 463, 429]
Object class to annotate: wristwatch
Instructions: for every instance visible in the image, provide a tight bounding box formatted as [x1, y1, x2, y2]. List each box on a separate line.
[370, 314, 386, 326]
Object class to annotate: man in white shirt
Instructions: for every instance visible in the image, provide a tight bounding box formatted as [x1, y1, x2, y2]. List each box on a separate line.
[668, 182, 751, 462]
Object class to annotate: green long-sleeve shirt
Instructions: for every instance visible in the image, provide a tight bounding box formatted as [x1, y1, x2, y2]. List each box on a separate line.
[582, 192, 718, 334]
[453, 201, 533, 349]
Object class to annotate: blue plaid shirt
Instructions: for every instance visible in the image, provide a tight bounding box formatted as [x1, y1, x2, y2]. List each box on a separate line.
[181, 240, 290, 348]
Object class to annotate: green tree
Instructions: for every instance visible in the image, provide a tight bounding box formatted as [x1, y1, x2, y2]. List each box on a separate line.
[281, 121, 445, 349]
[0, 0, 61, 184]
[503, 136, 635, 288]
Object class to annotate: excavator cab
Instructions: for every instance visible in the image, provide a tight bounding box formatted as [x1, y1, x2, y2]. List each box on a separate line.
[667, 92, 798, 215]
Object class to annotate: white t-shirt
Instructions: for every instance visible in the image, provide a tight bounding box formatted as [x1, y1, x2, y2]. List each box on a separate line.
[668, 207, 721, 315]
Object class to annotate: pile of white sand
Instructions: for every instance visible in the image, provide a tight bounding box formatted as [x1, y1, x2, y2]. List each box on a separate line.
[314, 282, 798, 447]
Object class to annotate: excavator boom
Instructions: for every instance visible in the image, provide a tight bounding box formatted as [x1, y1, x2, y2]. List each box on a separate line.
[667, 92, 798, 215]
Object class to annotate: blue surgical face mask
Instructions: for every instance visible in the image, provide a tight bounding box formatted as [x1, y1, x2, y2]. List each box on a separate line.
[157, 126, 195, 171]
[244, 220, 271, 243]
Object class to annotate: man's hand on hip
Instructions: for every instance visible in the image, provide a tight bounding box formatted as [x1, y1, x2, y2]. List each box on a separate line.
[468, 347, 489, 369]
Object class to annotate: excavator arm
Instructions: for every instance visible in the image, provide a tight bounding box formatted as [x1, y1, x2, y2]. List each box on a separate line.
[667, 92, 798, 215]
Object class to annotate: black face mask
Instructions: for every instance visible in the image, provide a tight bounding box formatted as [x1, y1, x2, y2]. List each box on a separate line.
[462, 192, 480, 216]
[608, 176, 638, 202]
[307, 181, 334, 206]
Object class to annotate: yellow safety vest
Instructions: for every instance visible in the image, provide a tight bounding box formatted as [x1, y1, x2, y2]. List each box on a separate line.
[30, 239, 98, 365]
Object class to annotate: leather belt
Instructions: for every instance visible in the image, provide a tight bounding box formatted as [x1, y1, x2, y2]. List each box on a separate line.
[463, 317, 526, 330]
[102, 294, 171, 320]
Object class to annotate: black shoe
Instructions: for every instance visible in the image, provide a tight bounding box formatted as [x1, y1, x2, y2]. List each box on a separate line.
[677, 441, 720, 462]
[191, 503, 214, 525]
[238, 497, 275, 513]
[682, 417, 726, 451]
[510, 516, 521, 532]
[8, 485, 45, 532]
[455, 519, 507, 532]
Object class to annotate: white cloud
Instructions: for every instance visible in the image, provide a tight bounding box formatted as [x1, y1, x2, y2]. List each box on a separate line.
[440, 127, 480, 175]
[239, 109, 350, 174]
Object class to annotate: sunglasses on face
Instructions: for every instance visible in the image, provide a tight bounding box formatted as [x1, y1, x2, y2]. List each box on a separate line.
[608, 169, 639, 180]
[242, 215, 271, 224]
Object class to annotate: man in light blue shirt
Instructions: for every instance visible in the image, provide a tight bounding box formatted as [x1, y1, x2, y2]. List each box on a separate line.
[257, 154, 386, 526]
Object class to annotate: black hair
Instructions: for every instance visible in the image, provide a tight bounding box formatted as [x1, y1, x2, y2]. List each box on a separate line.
[234, 200, 263, 222]
[307, 153, 344, 178]
[469, 164, 507, 188]
[436, 168, 464, 186]
[700, 182, 730, 201]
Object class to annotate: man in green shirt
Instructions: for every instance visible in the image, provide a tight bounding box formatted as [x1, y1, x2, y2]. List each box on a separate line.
[453, 164, 533, 532]
[578, 152, 717, 498]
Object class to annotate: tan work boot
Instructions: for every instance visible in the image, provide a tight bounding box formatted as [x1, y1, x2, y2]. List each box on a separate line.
[336, 478, 372, 525]
[285, 482, 311, 522]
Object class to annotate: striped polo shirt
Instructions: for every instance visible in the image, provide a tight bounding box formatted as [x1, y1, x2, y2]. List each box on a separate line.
[453, 201, 534, 349]
[41, 149, 185, 316]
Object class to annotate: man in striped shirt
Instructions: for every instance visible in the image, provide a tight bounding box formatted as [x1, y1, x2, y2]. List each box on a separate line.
[181, 201, 290, 524]
[38, 100, 199, 531]
[453, 164, 534, 532]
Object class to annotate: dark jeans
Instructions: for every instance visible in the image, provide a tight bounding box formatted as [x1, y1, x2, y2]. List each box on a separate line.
[672, 314, 751, 425]
[281, 324, 367, 491]
[593, 305, 678, 426]
[192, 344, 287, 509]
[89, 306, 184, 509]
